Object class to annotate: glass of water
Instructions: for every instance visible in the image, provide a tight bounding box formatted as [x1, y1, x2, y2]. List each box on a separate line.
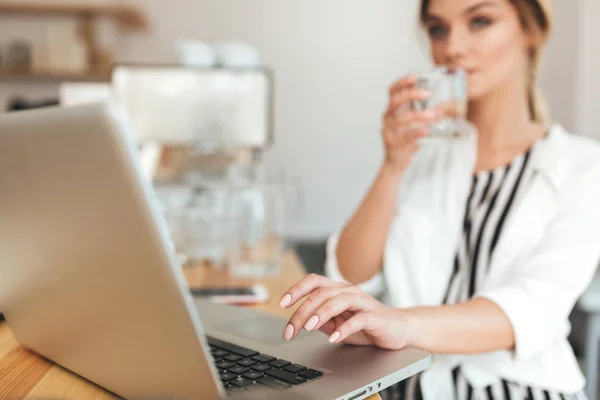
[410, 66, 472, 139]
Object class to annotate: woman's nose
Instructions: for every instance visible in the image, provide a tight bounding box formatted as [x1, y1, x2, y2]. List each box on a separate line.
[443, 26, 470, 65]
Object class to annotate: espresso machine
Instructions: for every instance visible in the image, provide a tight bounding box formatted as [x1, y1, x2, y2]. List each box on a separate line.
[111, 64, 274, 184]
[111, 65, 284, 270]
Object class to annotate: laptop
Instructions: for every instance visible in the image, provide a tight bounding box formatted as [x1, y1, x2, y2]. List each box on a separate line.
[0, 104, 430, 400]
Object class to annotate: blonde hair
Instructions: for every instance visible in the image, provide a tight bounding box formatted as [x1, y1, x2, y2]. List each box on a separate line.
[419, 0, 553, 123]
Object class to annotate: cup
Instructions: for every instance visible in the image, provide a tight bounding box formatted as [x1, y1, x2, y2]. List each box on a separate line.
[410, 66, 470, 139]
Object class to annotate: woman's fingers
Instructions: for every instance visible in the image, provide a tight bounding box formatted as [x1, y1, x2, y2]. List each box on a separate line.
[310, 292, 374, 332]
[388, 75, 417, 95]
[328, 313, 373, 344]
[380, 74, 437, 173]
[284, 286, 345, 340]
[382, 126, 429, 149]
[279, 273, 345, 309]
[317, 318, 338, 336]
[389, 88, 431, 111]
[382, 110, 437, 144]
[395, 108, 439, 127]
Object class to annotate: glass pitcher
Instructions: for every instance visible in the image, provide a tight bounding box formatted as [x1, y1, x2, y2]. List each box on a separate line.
[155, 184, 231, 268]
[226, 183, 285, 277]
[224, 164, 303, 278]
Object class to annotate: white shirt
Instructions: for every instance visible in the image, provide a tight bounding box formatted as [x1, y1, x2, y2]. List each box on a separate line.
[325, 124, 600, 399]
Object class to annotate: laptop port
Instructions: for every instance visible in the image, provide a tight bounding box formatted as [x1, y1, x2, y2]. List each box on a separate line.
[349, 390, 367, 400]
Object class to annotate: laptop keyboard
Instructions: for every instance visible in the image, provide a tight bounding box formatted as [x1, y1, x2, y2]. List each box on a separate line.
[207, 336, 324, 395]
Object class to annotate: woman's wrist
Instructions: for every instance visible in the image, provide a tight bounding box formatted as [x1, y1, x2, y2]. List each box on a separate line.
[394, 307, 424, 349]
[379, 161, 406, 184]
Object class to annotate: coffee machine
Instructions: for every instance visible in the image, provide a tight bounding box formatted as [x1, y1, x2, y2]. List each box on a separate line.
[111, 64, 274, 184]
[111, 65, 281, 268]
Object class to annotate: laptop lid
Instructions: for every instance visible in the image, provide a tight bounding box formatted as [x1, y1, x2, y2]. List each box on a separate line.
[0, 104, 223, 400]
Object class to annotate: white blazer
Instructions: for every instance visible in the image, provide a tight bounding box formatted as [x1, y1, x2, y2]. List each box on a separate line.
[326, 124, 600, 398]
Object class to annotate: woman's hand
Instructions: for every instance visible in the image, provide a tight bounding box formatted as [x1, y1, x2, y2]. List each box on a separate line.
[382, 75, 440, 174]
[279, 274, 416, 350]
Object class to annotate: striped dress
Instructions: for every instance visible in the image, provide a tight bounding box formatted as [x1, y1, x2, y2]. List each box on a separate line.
[381, 145, 588, 400]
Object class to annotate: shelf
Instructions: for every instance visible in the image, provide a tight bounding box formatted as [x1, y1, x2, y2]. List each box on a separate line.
[0, 1, 148, 30]
[0, 72, 110, 84]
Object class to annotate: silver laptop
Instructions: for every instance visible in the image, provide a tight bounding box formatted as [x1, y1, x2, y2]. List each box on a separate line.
[0, 104, 430, 400]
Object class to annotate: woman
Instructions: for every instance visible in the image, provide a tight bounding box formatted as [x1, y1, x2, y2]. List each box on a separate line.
[279, 0, 600, 399]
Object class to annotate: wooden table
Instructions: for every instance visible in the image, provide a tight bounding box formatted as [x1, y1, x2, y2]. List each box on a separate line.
[0, 252, 381, 400]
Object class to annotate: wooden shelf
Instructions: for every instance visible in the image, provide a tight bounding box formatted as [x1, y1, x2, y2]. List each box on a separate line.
[0, 72, 110, 84]
[0, 2, 148, 30]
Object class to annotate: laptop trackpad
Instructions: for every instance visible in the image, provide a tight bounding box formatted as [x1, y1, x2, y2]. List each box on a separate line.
[217, 315, 314, 347]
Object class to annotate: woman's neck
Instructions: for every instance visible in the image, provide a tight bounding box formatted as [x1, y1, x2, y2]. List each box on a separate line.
[468, 91, 533, 149]
[467, 83, 544, 172]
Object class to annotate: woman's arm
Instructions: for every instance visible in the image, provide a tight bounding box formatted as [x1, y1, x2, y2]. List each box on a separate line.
[335, 163, 404, 285]
[279, 274, 515, 353]
[402, 298, 515, 354]
[335, 76, 437, 285]
[283, 162, 600, 357]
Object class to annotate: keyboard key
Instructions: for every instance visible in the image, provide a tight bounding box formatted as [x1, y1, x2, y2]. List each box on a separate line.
[268, 359, 291, 369]
[252, 354, 276, 363]
[265, 369, 308, 385]
[237, 358, 256, 367]
[224, 354, 243, 362]
[251, 363, 271, 372]
[257, 376, 293, 391]
[212, 358, 222, 363]
[207, 337, 258, 358]
[228, 366, 249, 375]
[299, 369, 324, 380]
[243, 370, 265, 380]
[283, 364, 307, 374]
[215, 361, 235, 369]
[211, 349, 229, 358]
[219, 371, 237, 382]
[230, 376, 254, 388]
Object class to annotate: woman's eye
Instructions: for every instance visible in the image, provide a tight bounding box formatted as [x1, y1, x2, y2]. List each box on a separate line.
[471, 17, 492, 29]
[428, 25, 448, 39]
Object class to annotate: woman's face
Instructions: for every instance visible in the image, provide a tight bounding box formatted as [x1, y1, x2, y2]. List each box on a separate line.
[424, 0, 532, 100]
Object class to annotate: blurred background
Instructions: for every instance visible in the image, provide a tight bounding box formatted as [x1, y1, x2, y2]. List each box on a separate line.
[2, 0, 599, 245]
[2, 0, 600, 397]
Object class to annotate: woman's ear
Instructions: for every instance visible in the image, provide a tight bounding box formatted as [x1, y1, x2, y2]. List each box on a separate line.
[523, 32, 537, 60]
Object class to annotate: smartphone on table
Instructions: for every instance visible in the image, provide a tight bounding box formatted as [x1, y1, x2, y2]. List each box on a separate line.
[190, 284, 270, 305]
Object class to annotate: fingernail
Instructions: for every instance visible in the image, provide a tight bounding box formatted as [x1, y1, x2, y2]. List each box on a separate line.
[283, 324, 295, 341]
[279, 294, 292, 308]
[304, 315, 319, 331]
[329, 331, 341, 344]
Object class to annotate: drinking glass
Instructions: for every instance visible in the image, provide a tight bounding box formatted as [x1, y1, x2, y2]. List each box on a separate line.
[410, 66, 472, 139]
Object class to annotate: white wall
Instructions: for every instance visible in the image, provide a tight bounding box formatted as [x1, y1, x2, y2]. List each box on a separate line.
[539, 0, 580, 133]
[576, 0, 600, 139]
